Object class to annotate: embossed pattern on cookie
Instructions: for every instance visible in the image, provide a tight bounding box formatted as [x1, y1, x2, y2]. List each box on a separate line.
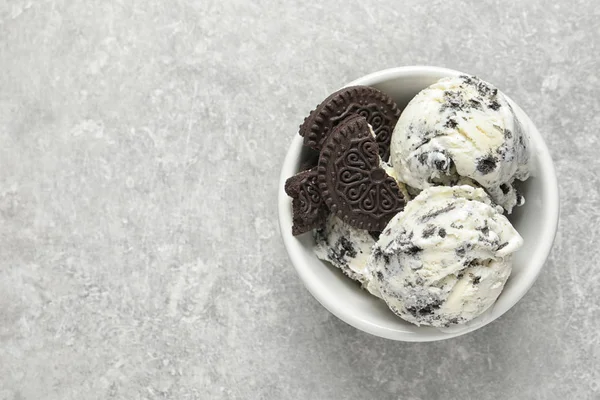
[318, 115, 406, 231]
[284, 168, 328, 235]
[299, 86, 401, 161]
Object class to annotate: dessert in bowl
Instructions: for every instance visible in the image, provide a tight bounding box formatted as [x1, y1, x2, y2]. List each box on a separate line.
[278, 66, 559, 341]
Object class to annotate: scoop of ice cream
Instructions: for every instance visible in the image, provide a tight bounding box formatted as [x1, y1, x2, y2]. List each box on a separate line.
[367, 185, 523, 327]
[389, 75, 530, 213]
[314, 214, 381, 297]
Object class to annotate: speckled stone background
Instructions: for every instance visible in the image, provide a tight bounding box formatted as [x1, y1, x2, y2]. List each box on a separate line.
[0, 1, 598, 399]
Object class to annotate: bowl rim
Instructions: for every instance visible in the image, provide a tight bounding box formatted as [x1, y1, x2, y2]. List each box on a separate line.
[278, 66, 560, 341]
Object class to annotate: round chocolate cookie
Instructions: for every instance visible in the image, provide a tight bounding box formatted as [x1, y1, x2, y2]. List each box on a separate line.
[318, 115, 406, 231]
[299, 86, 401, 161]
[284, 168, 328, 236]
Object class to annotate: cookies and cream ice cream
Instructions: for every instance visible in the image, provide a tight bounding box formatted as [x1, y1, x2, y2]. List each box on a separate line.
[286, 79, 531, 329]
[389, 75, 530, 213]
[314, 214, 381, 297]
[367, 185, 523, 327]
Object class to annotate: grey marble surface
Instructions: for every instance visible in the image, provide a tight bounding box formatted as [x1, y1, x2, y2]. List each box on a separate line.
[0, 1, 598, 399]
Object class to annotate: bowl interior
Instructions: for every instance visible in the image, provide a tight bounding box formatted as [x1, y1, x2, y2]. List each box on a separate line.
[278, 67, 559, 341]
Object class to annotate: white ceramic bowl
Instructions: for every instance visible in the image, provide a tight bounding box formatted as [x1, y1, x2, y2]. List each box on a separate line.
[278, 66, 559, 341]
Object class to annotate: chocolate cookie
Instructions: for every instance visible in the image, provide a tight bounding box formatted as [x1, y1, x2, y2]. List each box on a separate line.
[299, 86, 401, 161]
[318, 115, 406, 231]
[284, 168, 328, 235]
[298, 147, 320, 172]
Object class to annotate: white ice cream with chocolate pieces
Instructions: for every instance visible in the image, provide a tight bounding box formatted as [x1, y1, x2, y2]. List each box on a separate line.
[314, 214, 381, 297]
[367, 185, 523, 327]
[389, 75, 530, 213]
